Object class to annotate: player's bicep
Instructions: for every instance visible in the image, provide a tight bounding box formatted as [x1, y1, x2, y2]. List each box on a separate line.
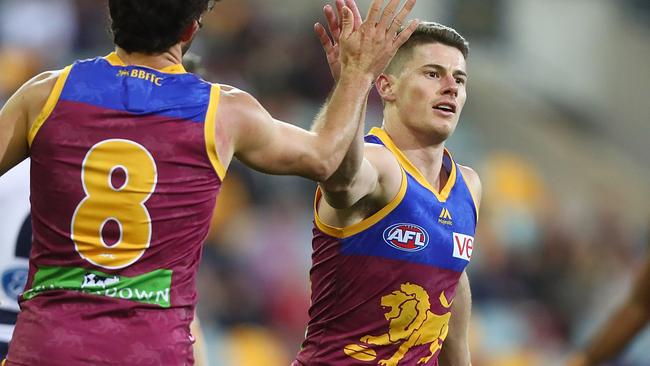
[221, 89, 326, 180]
[0, 89, 30, 176]
[1, 70, 60, 176]
[238, 118, 320, 175]
[321, 145, 400, 209]
[320, 157, 379, 209]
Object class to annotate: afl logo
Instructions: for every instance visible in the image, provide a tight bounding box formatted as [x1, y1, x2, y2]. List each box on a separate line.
[383, 223, 429, 252]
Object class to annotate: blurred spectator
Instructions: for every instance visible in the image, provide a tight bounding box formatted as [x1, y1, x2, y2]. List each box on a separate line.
[0, 0, 77, 66]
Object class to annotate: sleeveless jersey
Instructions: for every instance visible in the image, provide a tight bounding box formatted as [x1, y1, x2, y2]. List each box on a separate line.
[294, 128, 478, 366]
[0, 160, 31, 358]
[6, 53, 224, 366]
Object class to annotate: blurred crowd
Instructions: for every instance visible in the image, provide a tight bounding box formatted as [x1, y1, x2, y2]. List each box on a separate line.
[0, 0, 648, 365]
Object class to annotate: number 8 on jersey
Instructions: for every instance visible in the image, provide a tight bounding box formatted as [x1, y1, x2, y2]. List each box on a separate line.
[71, 139, 158, 269]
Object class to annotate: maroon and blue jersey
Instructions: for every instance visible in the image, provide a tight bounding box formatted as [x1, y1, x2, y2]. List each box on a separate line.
[295, 128, 478, 366]
[6, 52, 225, 366]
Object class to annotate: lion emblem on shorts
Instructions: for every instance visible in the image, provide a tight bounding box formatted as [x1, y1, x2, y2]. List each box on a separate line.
[344, 283, 452, 366]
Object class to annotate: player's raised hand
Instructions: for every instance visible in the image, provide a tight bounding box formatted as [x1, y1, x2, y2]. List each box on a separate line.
[314, 0, 363, 82]
[337, 0, 418, 80]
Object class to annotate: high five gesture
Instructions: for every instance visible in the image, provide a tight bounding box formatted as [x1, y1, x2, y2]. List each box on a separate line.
[315, 0, 418, 82]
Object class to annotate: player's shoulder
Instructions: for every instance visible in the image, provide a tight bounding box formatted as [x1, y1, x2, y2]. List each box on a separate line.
[458, 164, 482, 205]
[215, 84, 268, 129]
[458, 164, 480, 182]
[364, 142, 400, 173]
[16, 69, 66, 127]
[21, 70, 64, 100]
[364, 142, 402, 195]
[212, 84, 269, 151]
[217, 84, 259, 109]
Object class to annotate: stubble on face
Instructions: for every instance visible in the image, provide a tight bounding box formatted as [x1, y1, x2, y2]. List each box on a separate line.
[393, 43, 467, 143]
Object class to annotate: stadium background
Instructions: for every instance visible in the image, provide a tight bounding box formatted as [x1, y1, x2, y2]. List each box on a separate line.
[0, 0, 648, 365]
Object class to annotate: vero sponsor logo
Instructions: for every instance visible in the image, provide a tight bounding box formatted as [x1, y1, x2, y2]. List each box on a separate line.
[452, 233, 474, 261]
[383, 223, 429, 252]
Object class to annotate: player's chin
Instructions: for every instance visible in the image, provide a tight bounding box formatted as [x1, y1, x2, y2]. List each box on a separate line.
[428, 119, 457, 139]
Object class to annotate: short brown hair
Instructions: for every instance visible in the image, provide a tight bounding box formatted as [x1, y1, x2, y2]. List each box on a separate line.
[386, 22, 469, 75]
[108, 0, 216, 54]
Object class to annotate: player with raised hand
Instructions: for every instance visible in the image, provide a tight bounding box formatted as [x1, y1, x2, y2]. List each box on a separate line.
[295, 1, 478, 365]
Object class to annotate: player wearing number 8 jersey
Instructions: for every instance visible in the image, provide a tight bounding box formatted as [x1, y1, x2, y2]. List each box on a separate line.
[5, 42, 221, 366]
[0, 0, 419, 365]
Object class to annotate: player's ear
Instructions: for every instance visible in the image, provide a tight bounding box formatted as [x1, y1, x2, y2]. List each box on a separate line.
[180, 20, 200, 43]
[376, 74, 397, 103]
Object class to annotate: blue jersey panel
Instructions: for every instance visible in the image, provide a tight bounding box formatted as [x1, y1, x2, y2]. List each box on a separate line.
[60, 57, 211, 123]
[340, 174, 473, 273]
[339, 131, 478, 273]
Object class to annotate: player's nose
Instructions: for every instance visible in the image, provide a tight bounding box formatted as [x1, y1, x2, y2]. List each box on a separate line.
[439, 75, 458, 97]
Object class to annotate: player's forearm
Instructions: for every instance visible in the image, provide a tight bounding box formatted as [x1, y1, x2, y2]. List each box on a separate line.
[580, 301, 650, 364]
[310, 70, 372, 181]
[319, 99, 367, 191]
[440, 272, 472, 366]
[191, 314, 208, 366]
[439, 339, 471, 366]
[440, 320, 471, 366]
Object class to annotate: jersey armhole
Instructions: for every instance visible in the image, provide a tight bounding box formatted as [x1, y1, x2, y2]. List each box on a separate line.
[27, 65, 72, 147]
[314, 168, 408, 239]
[204, 84, 227, 180]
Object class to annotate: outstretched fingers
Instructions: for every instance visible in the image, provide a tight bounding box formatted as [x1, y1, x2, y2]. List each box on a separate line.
[365, 0, 384, 25]
[325, 3, 341, 41]
[343, 0, 363, 30]
[376, 0, 401, 32]
[314, 23, 334, 52]
[392, 18, 420, 48]
[317, 0, 359, 43]
[340, 6, 355, 40]
[387, 0, 417, 35]
[335, 0, 420, 80]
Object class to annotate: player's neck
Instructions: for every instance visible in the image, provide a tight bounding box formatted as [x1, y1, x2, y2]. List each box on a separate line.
[383, 123, 448, 191]
[115, 46, 183, 71]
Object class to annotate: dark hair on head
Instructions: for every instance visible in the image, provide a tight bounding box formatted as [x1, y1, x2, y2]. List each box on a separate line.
[386, 22, 469, 75]
[108, 0, 216, 54]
